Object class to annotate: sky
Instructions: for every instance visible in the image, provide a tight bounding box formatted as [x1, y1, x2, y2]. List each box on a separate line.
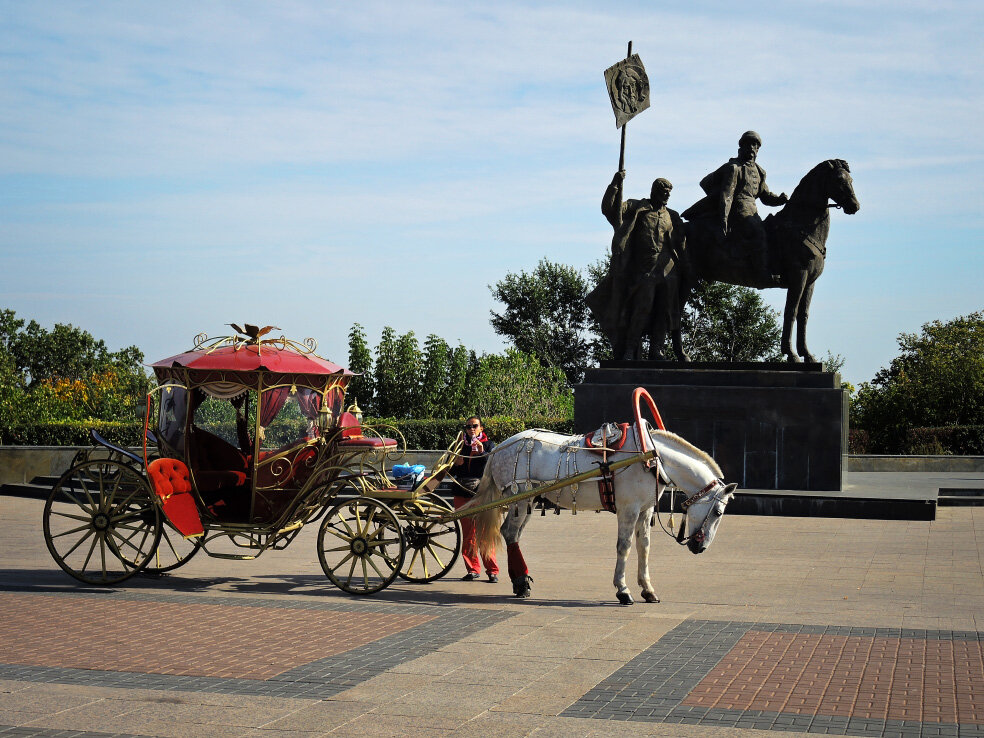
[1, 1, 981, 387]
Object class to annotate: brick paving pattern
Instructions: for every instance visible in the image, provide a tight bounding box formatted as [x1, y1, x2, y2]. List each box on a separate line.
[0, 589, 513, 699]
[0, 592, 432, 679]
[563, 620, 984, 738]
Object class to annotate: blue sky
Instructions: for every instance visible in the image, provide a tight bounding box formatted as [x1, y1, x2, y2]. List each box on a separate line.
[1, 1, 981, 386]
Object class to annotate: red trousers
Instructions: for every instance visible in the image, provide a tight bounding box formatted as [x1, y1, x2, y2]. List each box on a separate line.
[454, 494, 498, 576]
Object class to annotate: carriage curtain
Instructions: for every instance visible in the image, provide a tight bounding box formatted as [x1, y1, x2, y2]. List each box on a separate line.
[259, 386, 290, 427]
[295, 388, 322, 420]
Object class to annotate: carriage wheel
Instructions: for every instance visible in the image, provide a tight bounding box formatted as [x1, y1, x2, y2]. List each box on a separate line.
[43, 460, 162, 585]
[395, 492, 461, 583]
[317, 497, 405, 595]
[143, 521, 204, 574]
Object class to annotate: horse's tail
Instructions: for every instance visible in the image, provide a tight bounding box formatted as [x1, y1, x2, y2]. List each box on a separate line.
[463, 472, 505, 559]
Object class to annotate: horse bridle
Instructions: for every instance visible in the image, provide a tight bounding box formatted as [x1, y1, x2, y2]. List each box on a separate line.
[653, 469, 727, 546]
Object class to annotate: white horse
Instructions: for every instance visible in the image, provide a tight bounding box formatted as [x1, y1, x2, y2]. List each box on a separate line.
[469, 422, 736, 604]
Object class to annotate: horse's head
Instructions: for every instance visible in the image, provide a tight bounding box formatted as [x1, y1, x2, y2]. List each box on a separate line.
[681, 480, 737, 554]
[789, 159, 860, 215]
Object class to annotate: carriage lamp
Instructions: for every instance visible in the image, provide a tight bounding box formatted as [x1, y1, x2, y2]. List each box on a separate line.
[317, 396, 334, 432]
[347, 399, 364, 424]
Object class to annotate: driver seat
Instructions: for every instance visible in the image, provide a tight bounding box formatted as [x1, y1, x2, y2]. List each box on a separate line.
[148, 458, 205, 538]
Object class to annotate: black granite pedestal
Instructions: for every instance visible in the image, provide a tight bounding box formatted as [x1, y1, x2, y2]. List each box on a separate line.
[574, 361, 848, 491]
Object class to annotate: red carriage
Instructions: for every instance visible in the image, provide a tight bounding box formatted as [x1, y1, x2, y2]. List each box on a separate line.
[42, 328, 463, 594]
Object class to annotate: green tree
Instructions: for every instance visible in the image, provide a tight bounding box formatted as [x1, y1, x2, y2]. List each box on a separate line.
[420, 334, 451, 418]
[490, 258, 595, 384]
[372, 326, 398, 417]
[0, 309, 148, 424]
[346, 323, 374, 413]
[465, 348, 573, 419]
[852, 312, 984, 452]
[391, 331, 422, 418]
[681, 281, 783, 362]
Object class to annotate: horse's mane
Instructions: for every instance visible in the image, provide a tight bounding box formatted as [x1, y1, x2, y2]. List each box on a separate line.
[650, 428, 723, 478]
[788, 159, 849, 204]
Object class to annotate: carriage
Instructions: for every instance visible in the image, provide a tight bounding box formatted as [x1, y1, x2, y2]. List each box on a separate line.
[42, 328, 465, 595]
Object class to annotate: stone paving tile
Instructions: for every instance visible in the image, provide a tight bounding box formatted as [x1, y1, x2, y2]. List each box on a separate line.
[562, 619, 984, 738]
[0, 590, 514, 701]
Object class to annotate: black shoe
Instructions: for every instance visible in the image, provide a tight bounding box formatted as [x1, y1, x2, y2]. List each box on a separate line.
[487, 574, 498, 583]
[461, 572, 479, 581]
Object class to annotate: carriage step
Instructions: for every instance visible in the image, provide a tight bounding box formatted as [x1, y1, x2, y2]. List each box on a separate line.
[937, 488, 984, 506]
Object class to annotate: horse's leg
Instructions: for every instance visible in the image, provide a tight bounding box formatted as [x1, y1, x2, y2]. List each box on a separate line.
[501, 503, 533, 598]
[614, 506, 636, 605]
[635, 506, 659, 603]
[796, 279, 817, 363]
[781, 269, 809, 362]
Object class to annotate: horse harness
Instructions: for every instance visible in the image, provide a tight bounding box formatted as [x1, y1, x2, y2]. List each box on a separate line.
[584, 423, 630, 513]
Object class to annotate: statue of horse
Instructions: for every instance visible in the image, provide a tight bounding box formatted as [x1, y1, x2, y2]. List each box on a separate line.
[682, 159, 860, 362]
[465, 422, 736, 605]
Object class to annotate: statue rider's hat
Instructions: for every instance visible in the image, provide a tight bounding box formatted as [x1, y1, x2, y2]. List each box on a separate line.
[739, 130, 762, 146]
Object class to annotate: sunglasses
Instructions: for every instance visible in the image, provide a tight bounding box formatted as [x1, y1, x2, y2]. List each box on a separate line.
[465, 423, 480, 429]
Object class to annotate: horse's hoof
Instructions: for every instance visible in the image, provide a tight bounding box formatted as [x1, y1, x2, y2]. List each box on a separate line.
[616, 591, 633, 606]
[512, 574, 532, 598]
[642, 591, 659, 603]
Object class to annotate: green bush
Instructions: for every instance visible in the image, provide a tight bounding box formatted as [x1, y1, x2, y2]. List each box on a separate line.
[0, 420, 145, 446]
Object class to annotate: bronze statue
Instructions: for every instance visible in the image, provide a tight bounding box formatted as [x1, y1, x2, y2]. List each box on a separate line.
[682, 158, 860, 362]
[586, 172, 689, 361]
[682, 131, 788, 285]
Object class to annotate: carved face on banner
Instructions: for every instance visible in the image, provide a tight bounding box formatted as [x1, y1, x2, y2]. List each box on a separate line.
[604, 54, 650, 128]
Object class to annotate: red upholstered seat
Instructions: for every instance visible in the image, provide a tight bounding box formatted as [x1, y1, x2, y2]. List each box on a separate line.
[148, 458, 205, 538]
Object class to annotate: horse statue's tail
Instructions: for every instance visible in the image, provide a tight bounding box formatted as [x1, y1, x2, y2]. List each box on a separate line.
[461, 471, 505, 559]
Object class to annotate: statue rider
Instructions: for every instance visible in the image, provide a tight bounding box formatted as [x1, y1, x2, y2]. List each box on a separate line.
[682, 131, 788, 284]
[586, 171, 689, 361]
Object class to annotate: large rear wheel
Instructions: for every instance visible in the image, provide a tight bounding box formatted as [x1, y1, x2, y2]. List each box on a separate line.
[318, 497, 405, 595]
[43, 461, 162, 585]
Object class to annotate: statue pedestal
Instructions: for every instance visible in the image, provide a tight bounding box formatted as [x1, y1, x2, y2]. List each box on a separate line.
[575, 361, 848, 491]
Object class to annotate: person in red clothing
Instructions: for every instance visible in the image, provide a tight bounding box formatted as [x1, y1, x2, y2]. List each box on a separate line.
[452, 416, 499, 583]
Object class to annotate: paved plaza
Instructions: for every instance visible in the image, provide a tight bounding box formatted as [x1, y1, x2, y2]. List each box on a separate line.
[1, 487, 983, 738]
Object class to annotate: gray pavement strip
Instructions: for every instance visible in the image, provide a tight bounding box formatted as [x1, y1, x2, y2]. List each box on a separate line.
[561, 618, 984, 738]
[0, 589, 514, 700]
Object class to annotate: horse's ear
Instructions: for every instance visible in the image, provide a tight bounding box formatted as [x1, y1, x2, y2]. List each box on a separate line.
[723, 482, 738, 501]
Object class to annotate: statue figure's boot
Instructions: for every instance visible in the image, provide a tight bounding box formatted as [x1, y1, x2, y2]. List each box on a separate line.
[672, 330, 690, 362]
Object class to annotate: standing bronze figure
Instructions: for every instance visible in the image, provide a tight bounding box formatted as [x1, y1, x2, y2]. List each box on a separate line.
[586, 172, 689, 361]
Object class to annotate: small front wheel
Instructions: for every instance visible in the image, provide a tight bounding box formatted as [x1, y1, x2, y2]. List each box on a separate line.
[318, 497, 405, 595]
[395, 492, 461, 583]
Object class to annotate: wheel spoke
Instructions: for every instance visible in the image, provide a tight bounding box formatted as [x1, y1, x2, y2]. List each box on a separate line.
[361, 558, 369, 589]
[427, 539, 456, 554]
[49, 509, 93, 523]
[405, 548, 422, 577]
[61, 527, 96, 558]
[346, 556, 358, 585]
[424, 543, 446, 569]
[49, 523, 93, 540]
[80, 533, 99, 571]
[324, 544, 351, 552]
[76, 475, 99, 511]
[328, 551, 354, 574]
[323, 523, 353, 542]
[366, 554, 386, 580]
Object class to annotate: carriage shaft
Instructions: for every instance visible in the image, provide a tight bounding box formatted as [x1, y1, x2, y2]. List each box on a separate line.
[418, 449, 658, 523]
